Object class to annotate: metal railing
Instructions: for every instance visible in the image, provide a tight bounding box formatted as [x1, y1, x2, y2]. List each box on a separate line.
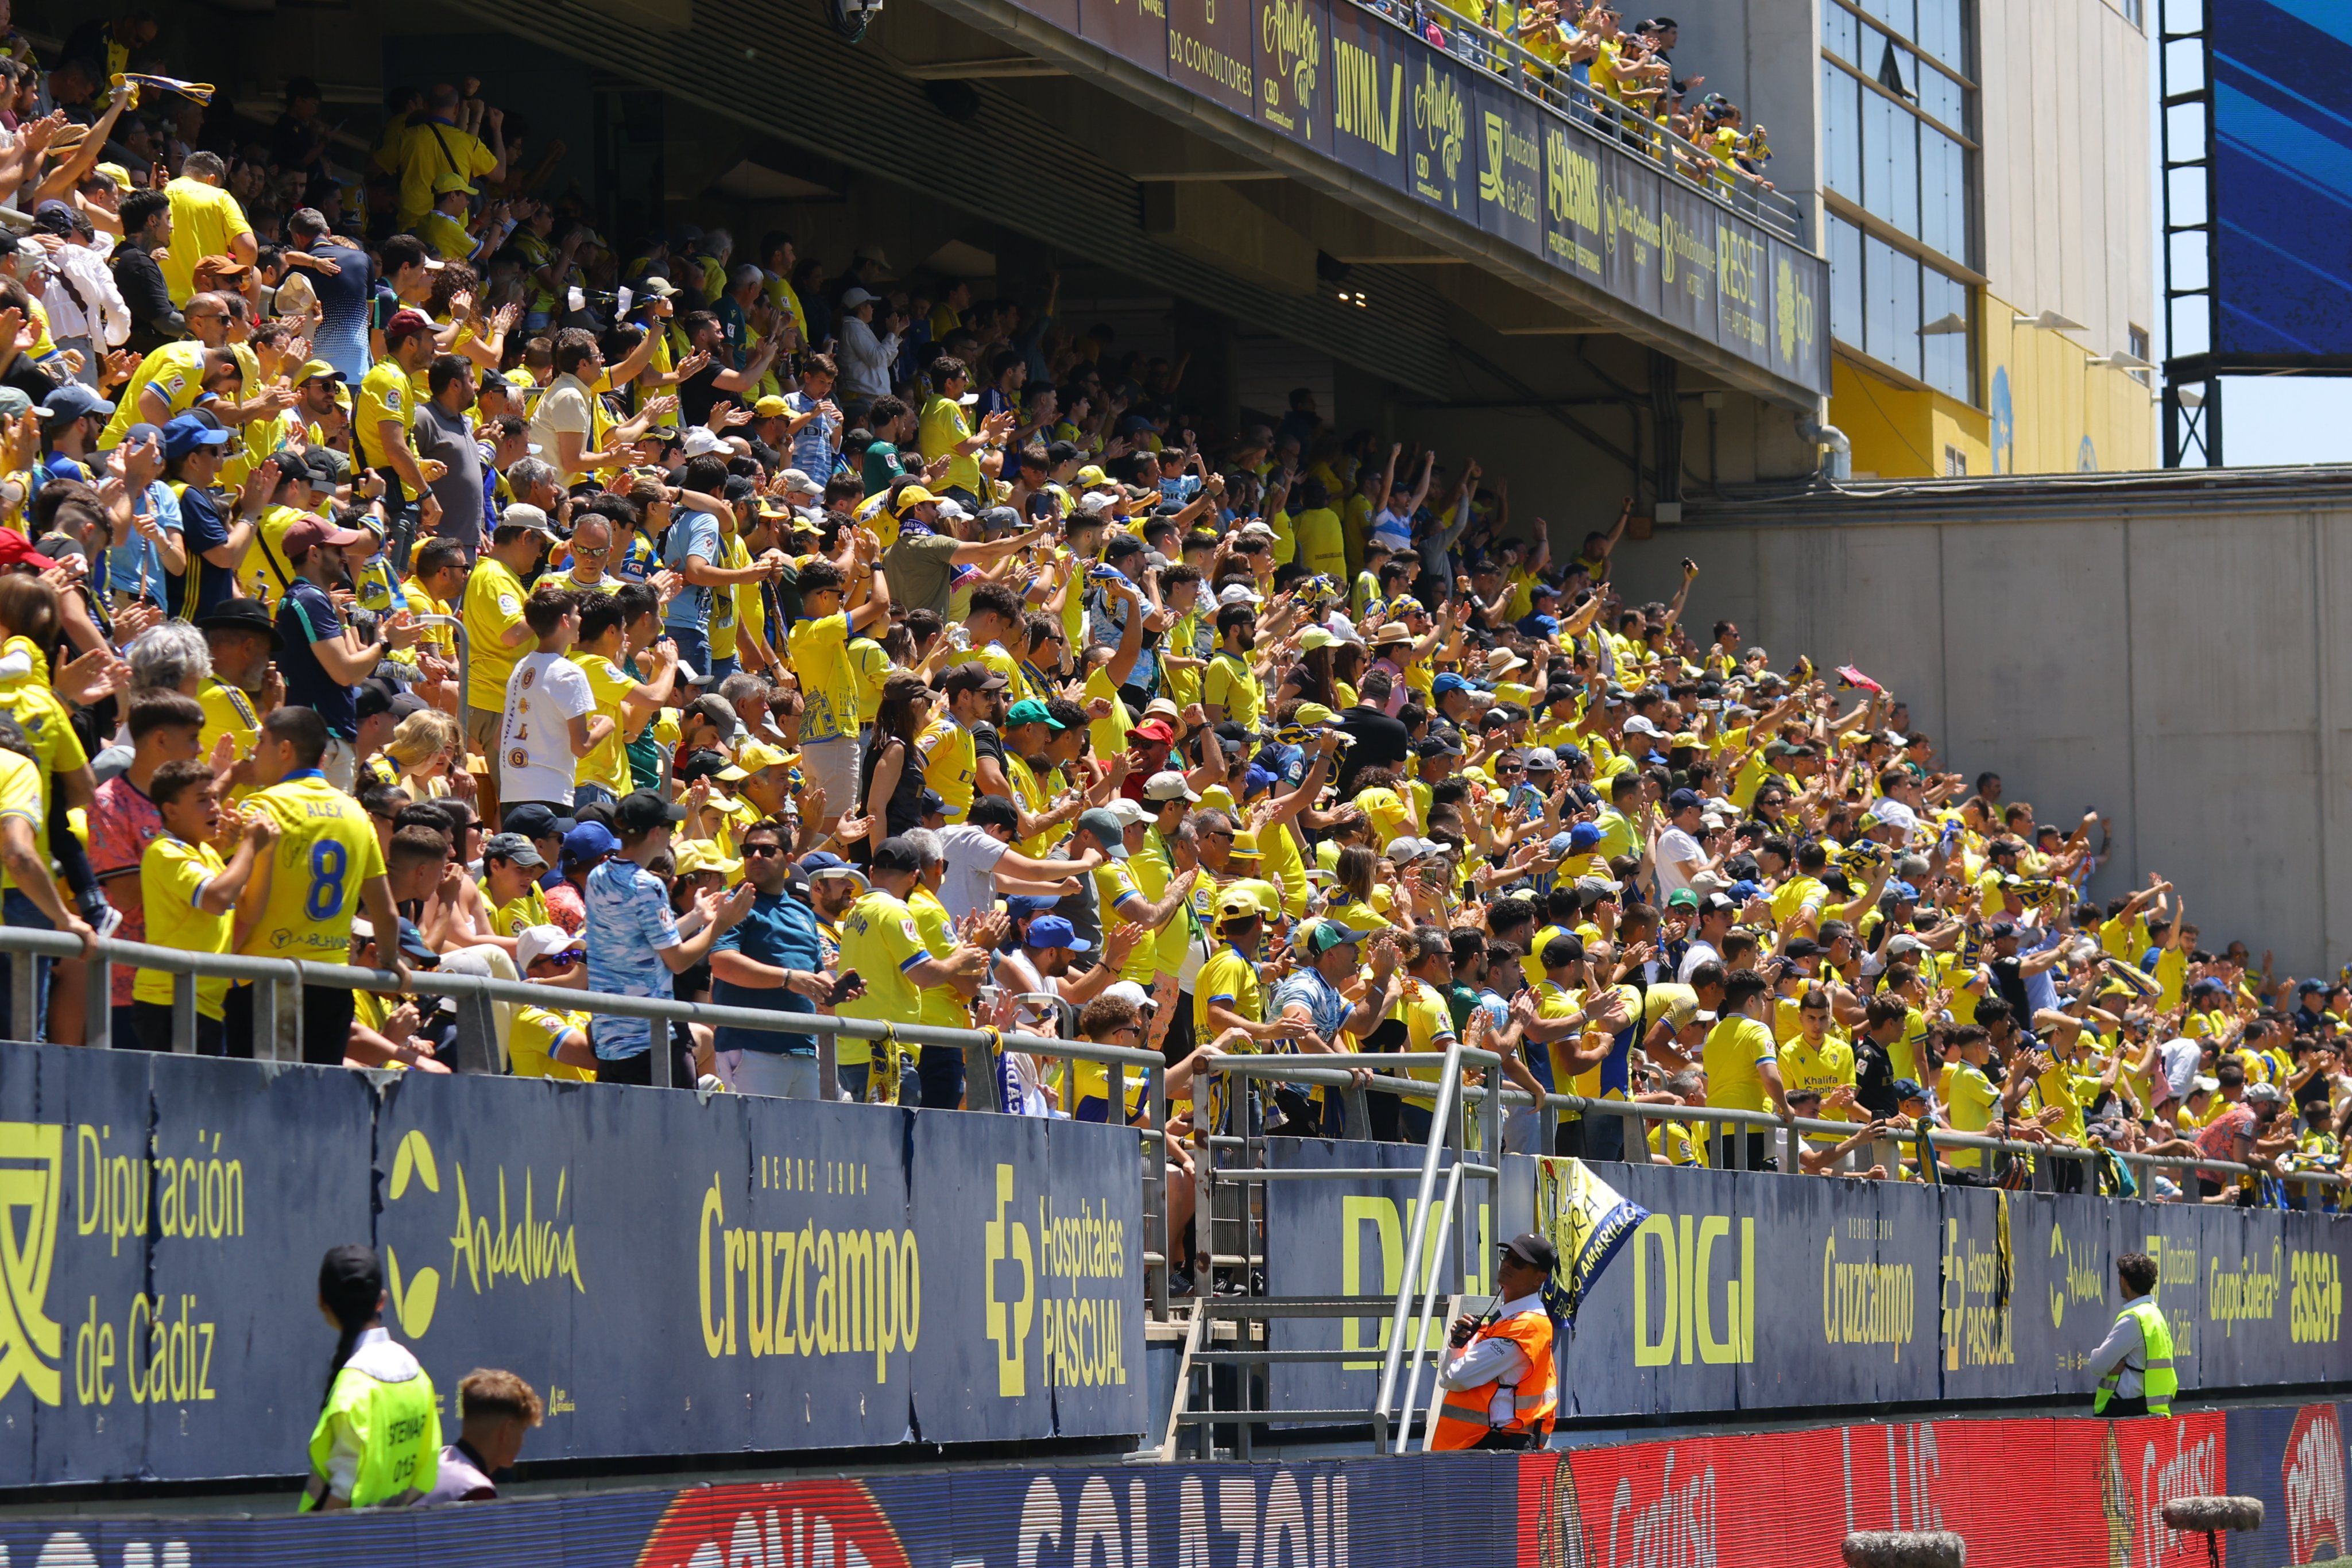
[1352, 0, 1806, 241]
[0, 927, 1177, 1316]
[1159, 1044, 2346, 1458]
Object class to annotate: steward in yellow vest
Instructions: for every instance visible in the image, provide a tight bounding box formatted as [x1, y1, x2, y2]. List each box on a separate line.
[301, 1245, 440, 1510]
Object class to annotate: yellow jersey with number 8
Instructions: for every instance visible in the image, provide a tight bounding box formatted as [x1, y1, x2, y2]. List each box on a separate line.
[238, 773, 387, 959]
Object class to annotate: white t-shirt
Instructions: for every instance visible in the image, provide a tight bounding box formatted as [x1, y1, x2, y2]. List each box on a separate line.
[527, 373, 595, 483]
[1655, 826, 1705, 899]
[1676, 938, 1721, 985]
[500, 651, 594, 804]
[938, 823, 1011, 922]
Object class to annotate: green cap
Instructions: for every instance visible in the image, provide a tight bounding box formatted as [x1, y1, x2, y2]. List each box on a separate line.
[1004, 698, 1064, 730]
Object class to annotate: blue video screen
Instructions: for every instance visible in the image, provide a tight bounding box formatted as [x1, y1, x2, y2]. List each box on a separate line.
[2211, 0, 2352, 359]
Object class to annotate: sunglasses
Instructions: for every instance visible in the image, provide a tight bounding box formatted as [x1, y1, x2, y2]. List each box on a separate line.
[743, 843, 783, 857]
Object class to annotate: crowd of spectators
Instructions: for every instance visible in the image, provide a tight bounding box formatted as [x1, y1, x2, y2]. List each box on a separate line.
[0, 18, 2323, 1233]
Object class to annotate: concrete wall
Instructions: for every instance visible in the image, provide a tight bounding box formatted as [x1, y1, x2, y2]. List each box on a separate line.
[1611, 478, 2352, 974]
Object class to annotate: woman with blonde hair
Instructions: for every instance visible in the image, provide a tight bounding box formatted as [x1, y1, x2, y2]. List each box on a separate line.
[384, 708, 462, 799]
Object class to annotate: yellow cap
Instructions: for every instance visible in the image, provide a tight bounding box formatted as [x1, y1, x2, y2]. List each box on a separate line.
[672, 839, 742, 880]
[895, 485, 938, 512]
[431, 173, 478, 196]
[1228, 830, 1263, 861]
[1216, 887, 1263, 922]
[753, 394, 791, 417]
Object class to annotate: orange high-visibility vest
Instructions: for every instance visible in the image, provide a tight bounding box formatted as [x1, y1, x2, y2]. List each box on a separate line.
[1430, 1307, 1557, 1450]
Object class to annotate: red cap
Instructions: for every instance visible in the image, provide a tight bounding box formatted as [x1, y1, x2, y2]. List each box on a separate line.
[384, 308, 433, 344]
[1131, 718, 1178, 744]
[0, 529, 56, 571]
[281, 514, 370, 556]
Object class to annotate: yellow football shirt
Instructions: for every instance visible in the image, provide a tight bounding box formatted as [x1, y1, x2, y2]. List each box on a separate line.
[915, 718, 976, 821]
[1202, 650, 1263, 730]
[510, 1005, 597, 1081]
[355, 359, 414, 475]
[161, 177, 253, 305]
[198, 676, 263, 803]
[463, 557, 529, 711]
[482, 882, 550, 939]
[834, 888, 926, 1063]
[789, 611, 858, 744]
[238, 774, 388, 959]
[100, 340, 207, 448]
[134, 835, 231, 1018]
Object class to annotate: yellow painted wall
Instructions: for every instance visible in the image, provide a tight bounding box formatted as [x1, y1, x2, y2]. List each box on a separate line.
[1829, 291, 2156, 478]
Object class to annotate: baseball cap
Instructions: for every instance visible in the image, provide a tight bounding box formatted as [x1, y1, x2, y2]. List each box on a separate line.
[1215, 886, 1264, 922]
[482, 831, 547, 869]
[614, 790, 687, 834]
[1566, 822, 1603, 852]
[1524, 747, 1560, 772]
[799, 851, 871, 891]
[680, 428, 726, 457]
[515, 925, 583, 970]
[894, 485, 939, 513]
[281, 514, 369, 556]
[917, 789, 947, 817]
[1666, 888, 1699, 911]
[1004, 698, 1063, 730]
[1500, 1232, 1559, 1272]
[1143, 771, 1200, 802]
[562, 821, 620, 866]
[1026, 914, 1093, 952]
[1131, 718, 1178, 745]
[1432, 672, 1469, 700]
[502, 802, 574, 841]
[1666, 788, 1704, 812]
[2247, 1082, 2288, 1105]
[383, 307, 433, 344]
[872, 837, 924, 874]
[160, 412, 231, 460]
[1076, 807, 1129, 857]
[34, 382, 113, 423]
[1308, 921, 1370, 955]
[1101, 797, 1151, 828]
[756, 397, 794, 420]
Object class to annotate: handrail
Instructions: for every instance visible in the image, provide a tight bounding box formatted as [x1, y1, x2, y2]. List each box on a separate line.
[1349, 0, 1806, 242]
[1370, 1037, 1462, 1453]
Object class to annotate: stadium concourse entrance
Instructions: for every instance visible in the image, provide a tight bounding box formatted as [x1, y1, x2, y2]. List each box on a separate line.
[274, 0, 1827, 539]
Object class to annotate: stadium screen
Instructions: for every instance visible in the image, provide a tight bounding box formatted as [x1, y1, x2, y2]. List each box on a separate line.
[2210, 0, 2352, 361]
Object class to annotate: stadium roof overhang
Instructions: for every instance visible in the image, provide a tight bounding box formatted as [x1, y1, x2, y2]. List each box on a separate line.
[470, 0, 1828, 411]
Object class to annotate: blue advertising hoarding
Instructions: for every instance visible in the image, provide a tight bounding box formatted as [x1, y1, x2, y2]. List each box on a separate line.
[2211, 0, 2352, 362]
[0, 1045, 1148, 1488]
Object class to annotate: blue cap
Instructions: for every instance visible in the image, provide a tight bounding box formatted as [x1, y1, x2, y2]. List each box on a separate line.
[1889, 880, 1920, 901]
[917, 788, 947, 815]
[1004, 894, 1062, 917]
[35, 382, 113, 423]
[1432, 672, 1469, 699]
[125, 421, 164, 448]
[562, 821, 620, 866]
[160, 412, 231, 460]
[1026, 913, 1093, 951]
[395, 918, 436, 963]
[798, 851, 856, 877]
[1568, 822, 1603, 852]
[1666, 788, 1703, 812]
[1729, 880, 1761, 902]
[1554, 746, 1588, 768]
[1547, 831, 1577, 858]
[1530, 582, 1561, 601]
[1243, 764, 1279, 797]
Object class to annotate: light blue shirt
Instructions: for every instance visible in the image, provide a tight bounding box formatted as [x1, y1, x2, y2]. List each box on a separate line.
[109, 480, 180, 605]
[785, 390, 838, 478]
[661, 508, 724, 633]
[584, 858, 682, 1058]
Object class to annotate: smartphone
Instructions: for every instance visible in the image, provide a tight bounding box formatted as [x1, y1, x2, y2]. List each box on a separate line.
[827, 969, 863, 1006]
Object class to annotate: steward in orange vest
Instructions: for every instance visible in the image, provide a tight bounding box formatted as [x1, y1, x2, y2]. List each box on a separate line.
[1431, 1232, 1560, 1451]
